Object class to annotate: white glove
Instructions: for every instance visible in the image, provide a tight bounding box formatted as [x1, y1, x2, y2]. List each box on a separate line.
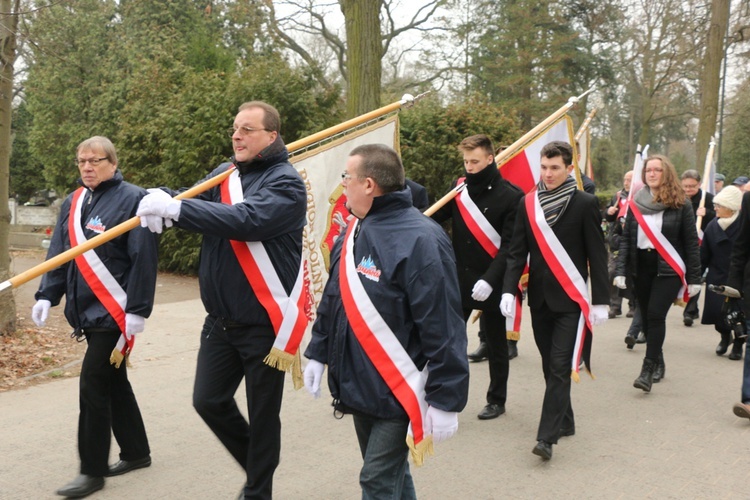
[424, 406, 458, 444]
[588, 304, 609, 327]
[303, 359, 325, 399]
[613, 276, 627, 289]
[136, 189, 181, 233]
[125, 313, 146, 335]
[471, 279, 493, 302]
[688, 284, 702, 298]
[500, 293, 515, 318]
[31, 299, 51, 327]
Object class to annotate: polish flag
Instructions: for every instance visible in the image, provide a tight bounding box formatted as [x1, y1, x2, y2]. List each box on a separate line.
[499, 115, 577, 193]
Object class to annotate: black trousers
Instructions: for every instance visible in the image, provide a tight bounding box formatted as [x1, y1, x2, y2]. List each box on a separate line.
[464, 307, 508, 406]
[529, 304, 578, 444]
[79, 331, 150, 477]
[192, 316, 285, 500]
[633, 250, 683, 361]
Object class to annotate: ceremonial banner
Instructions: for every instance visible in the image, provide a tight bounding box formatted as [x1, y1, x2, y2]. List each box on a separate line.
[578, 127, 593, 180]
[498, 115, 577, 193]
[291, 115, 400, 305]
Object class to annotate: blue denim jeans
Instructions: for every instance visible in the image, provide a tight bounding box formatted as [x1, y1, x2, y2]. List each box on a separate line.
[353, 414, 417, 500]
[742, 320, 750, 404]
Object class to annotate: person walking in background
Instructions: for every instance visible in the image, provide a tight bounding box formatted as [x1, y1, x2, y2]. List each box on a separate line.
[432, 134, 523, 421]
[303, 144, 469, 497]
[615, 155, 701, 393]
[681, 169, 714, 327]
[604, 171, 635, 319]
[136, 101, 308, 499]
[501, 141, 609, 460]
[31, 136, 158, 498]
[714, 173, 725, 194]
[701, 186, 744, 359]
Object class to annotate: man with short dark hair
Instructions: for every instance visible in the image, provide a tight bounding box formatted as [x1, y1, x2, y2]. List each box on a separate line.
[136, 101, 308, 499]
[304, 144, 469, 498]
[501, 141, 609, 460]
[432, 134, 523, 421]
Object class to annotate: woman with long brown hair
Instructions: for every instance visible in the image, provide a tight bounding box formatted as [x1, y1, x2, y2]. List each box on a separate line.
[614, 155, 701, 392]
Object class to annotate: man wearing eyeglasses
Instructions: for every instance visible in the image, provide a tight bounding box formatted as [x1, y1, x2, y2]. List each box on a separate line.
[136, 101, 307, 499]
[681, 169, 715, 327]
[31, 136, 158, 498]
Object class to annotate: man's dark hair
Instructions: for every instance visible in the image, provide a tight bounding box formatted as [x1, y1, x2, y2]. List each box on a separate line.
[681, 169, 701, 182]
[459, 134, 494, 157]
[540, 141, 573, 167]
[238, 101, 281, 132]
[349, 144, 405, 194]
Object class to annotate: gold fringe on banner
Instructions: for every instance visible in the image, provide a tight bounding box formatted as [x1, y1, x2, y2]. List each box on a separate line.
[506, 330, 520, 341]
[264, 348, 304, 389]
[109, 350, 132, 369]
[406, 434, 434, 467]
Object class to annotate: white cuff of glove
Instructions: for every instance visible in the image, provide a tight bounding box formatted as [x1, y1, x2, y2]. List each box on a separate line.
[425, 406, 458, 444]
[31, 299, 51, 327]
[471, 279, 493, 302]
[613, 276, 627, 289]
[125, 313, 146, 335]
[687, 284, 702, 298]
[588, 304, 609, 327]
[303, 359, 325, 399]
[500, 293, 515, 318]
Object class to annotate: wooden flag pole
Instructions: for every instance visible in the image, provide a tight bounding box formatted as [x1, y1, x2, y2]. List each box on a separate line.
[695, 139, 716, 232]
[574, 108, 598, 142]
[422, 86, 594, 216]
[1, 94, 427, 294]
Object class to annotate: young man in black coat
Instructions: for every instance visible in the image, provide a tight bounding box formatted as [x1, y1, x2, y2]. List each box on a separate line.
[501, 141, 609, 460]
[432, 134, 523, 420]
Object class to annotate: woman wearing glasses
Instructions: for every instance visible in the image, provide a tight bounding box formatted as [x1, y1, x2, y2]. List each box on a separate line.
[614, 155, 701, 393]
[700, 186, 745, 360]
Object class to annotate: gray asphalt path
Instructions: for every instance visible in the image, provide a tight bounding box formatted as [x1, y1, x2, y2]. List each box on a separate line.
[2, 281, 749, 499]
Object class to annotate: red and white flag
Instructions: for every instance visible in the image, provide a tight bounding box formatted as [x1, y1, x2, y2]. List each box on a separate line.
[499, 115, 577, 193]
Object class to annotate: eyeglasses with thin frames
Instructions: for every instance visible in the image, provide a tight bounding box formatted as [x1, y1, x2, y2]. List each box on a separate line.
[75, 157, 108, 167]
[227, 126, 271, 138]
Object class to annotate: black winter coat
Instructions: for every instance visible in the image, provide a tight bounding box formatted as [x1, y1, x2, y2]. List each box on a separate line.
[432, 166, 523, 310]
[36, 171, 158, 330]
[305, 189, 469, 419]
[727, 193, 750, 316]
[615, 202, 701, 285]
[700, 217, 741, 325]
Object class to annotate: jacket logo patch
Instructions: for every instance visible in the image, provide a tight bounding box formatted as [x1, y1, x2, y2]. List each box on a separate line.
[85, 216, 106, 234]
[356, 256, 381, 282]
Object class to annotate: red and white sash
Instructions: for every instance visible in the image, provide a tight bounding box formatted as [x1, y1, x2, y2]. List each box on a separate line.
[455, 178, 501, 258]
[69, 188, 131, 368]
[220, 170, 312, 381]
[628, 203, 689, 302]
[339, 219, 433, 466]
[526, 191, 592, 380]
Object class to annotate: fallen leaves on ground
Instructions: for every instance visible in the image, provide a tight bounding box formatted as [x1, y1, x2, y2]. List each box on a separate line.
[0, 321, 84, 392]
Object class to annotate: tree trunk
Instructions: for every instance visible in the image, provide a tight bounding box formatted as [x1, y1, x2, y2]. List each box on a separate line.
[696, 0, 730, 166]
[0, 0, 19, 334]
[340, 0, 382, 118]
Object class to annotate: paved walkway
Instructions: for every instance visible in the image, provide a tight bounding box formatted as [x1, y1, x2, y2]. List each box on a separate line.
[2, 271, 750, 498]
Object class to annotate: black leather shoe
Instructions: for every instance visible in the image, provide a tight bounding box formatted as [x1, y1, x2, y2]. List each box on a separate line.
[477, 403, 505, 420]
[106, 456, 151, 477]
[468, 342, 488, 362]
[55, 474, 104, 498]
[683, 316, 693, 327]
[532, 440, 553, 460]
[559, 427, 575, 437]
[624, 334, 636, 349]
[507, 340, 518, 360]
[626, 308, 635, 318]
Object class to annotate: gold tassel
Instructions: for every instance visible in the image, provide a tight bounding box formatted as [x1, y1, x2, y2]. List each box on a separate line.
[506, 330, 520, 341]
[110, 349, 124, 369]
[406, 434, 434, 467]
[263, 348, 304, 390]
[570, 370, 580, 383]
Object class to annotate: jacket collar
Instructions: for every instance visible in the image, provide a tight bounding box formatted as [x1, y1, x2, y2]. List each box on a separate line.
[365, 188, 412, 218]
[234, 135, 289, 175]
[77, 169, 123, 193]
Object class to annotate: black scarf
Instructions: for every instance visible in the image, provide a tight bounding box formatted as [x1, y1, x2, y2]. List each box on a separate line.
[537, 176, 577, 227]
[464, 162, 499, 197]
